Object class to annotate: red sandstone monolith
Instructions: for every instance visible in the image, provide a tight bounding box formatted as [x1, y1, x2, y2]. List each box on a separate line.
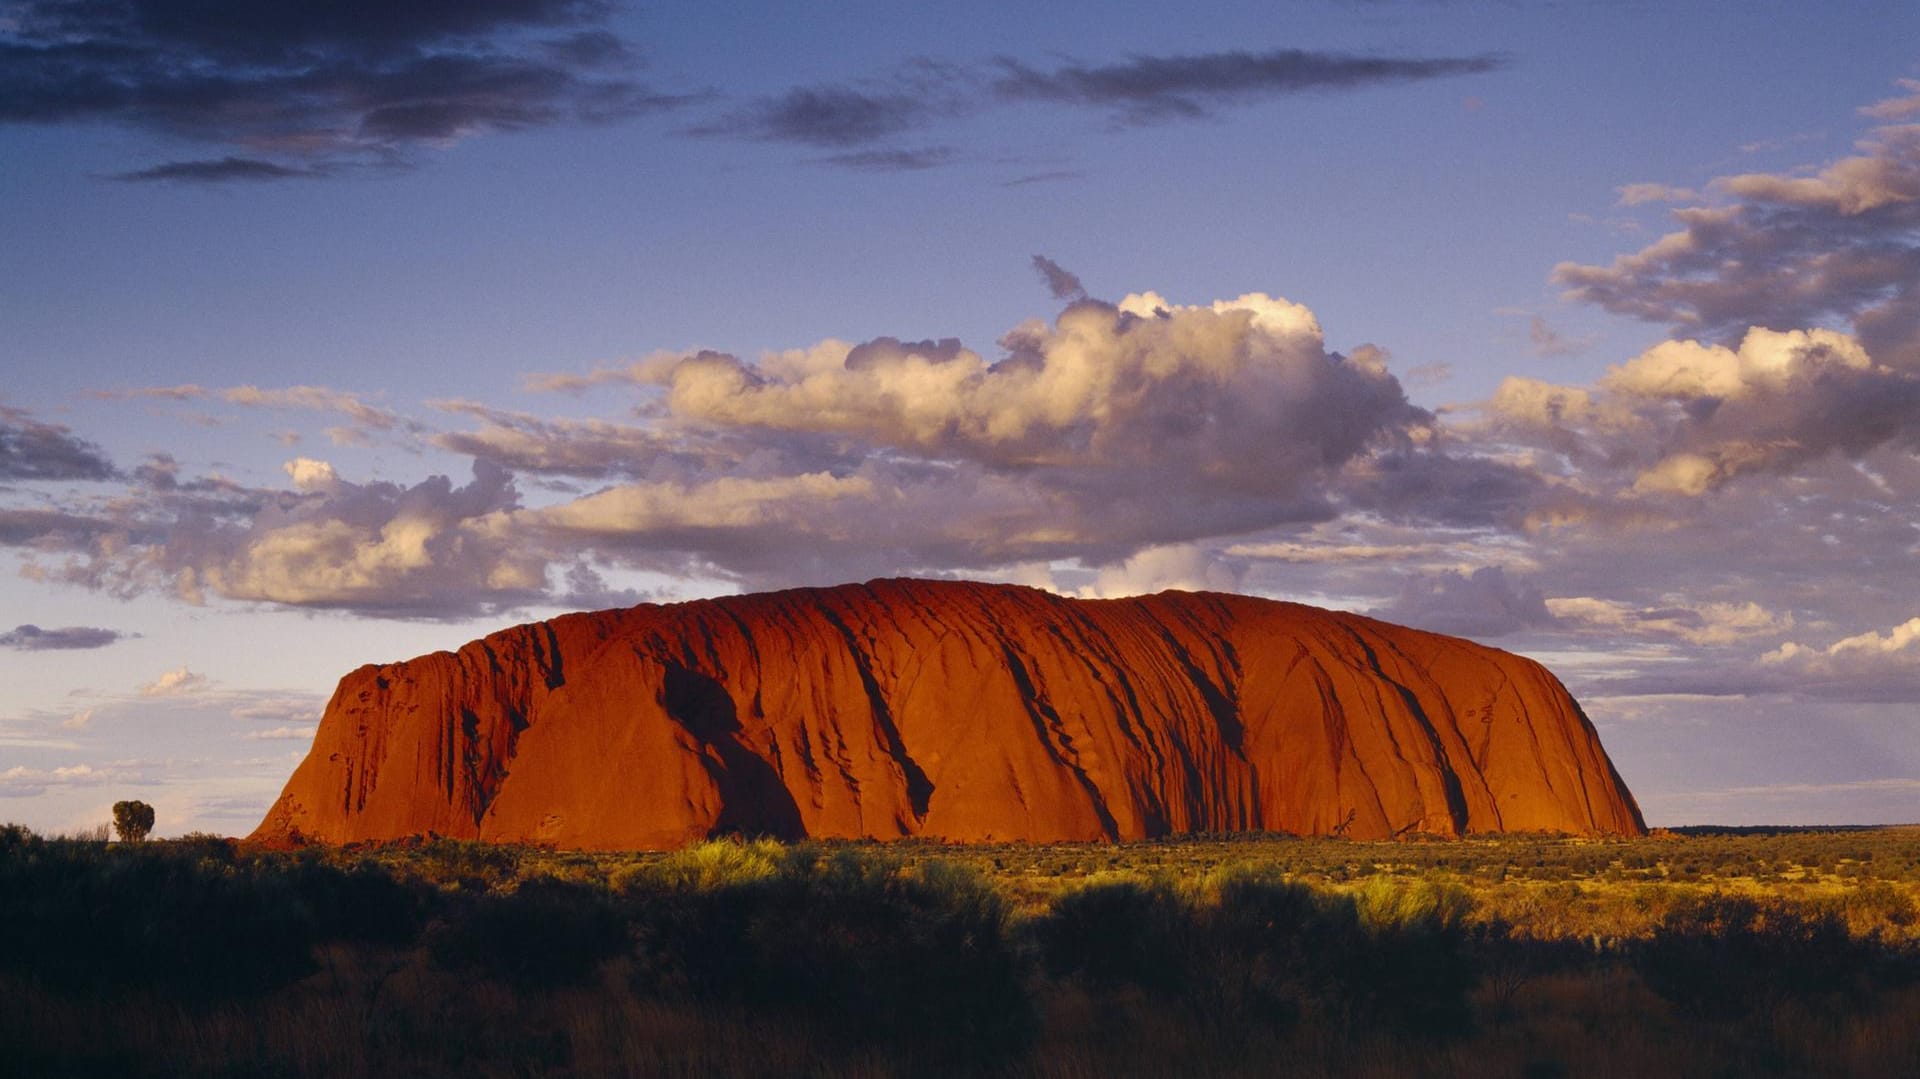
[252, 579, 1644, 847]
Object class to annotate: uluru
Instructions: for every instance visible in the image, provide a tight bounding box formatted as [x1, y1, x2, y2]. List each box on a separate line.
[251, 579, 1644, 848]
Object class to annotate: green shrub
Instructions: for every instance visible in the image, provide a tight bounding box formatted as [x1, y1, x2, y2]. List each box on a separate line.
[1637, 893, 1882, 1019]
[1034, 876, 1187, 994]
[1032, 865, 1478, 1041]
[628, 844, 1035, 1061]
[0, 833, 317, 997]
[428, 876, 624, 991]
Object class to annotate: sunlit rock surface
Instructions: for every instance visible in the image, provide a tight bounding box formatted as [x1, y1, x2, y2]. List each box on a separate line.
[253, 579, 1644, 848]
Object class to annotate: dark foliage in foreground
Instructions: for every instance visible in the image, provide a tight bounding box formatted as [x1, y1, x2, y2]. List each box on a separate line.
[624, 846, 1035, 1061]
[1637, 892, 1912, 1019]
[0, 825, 317, 998]
[2, 825, 1918, 1077]
[1036, 871, 1475, 1039]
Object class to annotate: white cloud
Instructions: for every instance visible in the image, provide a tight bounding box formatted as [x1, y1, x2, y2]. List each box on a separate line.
[1082, 543, 1242, 598]
[1718, 123, 1920, 215]
[651, 291, 1406, 487]
[0, 762, 120, 796]
[1471, 325, 1920, 498]
[1547, 596, 1791, 646]
[1603, 327, 1872, 400]
[140, 666, 206, 697]
[282, 457, 338, 491]
[538, 473, 876, 535]
[1764, 617, 1920, 672]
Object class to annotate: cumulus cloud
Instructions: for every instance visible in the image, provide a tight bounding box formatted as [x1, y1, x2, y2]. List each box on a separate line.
[204, 282, 1411, 598]
[490, 288, 1423, 585]
[1082, 543, 1244, 598]
[1595, 615, 1920, 704]
[657, 291, 1407, 481]
[282, 457, 339, 492]
[140, 666, 207, 697]
[1546, 597, 1791, 646]
[1758, 617, 1920, 698]
[0, 405, 117, 481]
[1474, 325, 1920, 497]
[1555, 86, 1920, 370]
[0, 624, 127, 650]
[0, 0, 694, 178]
[11, 452, 547, 620]
[189, 460, 542, 616]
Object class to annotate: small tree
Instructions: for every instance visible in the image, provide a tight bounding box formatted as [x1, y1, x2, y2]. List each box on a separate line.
[112, 800, 155, 843]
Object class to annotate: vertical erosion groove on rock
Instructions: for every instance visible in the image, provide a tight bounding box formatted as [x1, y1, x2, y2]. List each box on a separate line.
[252, 579, 1646, 847]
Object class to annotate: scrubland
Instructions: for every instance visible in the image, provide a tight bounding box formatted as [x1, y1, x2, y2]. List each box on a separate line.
[4, 823, 1918, 1077]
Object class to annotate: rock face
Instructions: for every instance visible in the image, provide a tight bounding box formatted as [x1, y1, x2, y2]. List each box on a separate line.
[252, 579, 1644, 848]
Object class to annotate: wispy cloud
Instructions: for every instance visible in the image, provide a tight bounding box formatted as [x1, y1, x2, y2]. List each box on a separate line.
[992, 48, 1506, 123]
[240, 725, 317, 741]
[811, 147, 959, 172]
[685, 46, 1502, 169]
[0, 405, 117, 481]
[105, 382, 425, 446]
[693, 85, 940, 147]
[1556, 82, 1920, 370]
[111, 156, 322, 184]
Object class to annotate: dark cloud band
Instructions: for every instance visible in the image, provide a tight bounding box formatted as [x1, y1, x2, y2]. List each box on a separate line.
[0, 624, 126, 650]
[0, 0, 690, 179]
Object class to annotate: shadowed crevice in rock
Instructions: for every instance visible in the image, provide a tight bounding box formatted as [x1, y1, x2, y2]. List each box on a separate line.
[661, 663, 805, 840]
[1002, 645, 1124, 839]
[818, 603, 935, 822]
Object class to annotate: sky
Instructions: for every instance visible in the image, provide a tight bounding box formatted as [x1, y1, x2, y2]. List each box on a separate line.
[3, 0, 1919, 836]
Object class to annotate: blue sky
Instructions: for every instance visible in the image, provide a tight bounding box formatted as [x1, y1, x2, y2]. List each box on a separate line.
[4, 0, 1920, 834]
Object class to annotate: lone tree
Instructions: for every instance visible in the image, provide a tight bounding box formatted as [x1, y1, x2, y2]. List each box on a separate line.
[112, 800, 155, 843]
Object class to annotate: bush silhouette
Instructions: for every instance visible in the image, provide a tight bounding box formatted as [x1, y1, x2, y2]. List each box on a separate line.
[1032, 865, 1477, 1041]
[1638, 893, 1880, 1019]
[628, 843, 1035, 1061]
[1345, 877, 1479, 1039]
[0, 831, 317, 997]
[1036, 876, 1188, 994]
[428, 876, 624, 991]
[111, 800, 154, 843]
